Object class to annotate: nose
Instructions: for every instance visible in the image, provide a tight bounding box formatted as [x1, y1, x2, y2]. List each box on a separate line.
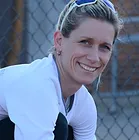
[86, 47, 100, 63]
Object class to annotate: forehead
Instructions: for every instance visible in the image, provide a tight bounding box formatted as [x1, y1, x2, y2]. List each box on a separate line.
[70, 18, 115, 43]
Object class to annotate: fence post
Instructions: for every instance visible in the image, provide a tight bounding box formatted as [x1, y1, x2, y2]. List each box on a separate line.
[110, 43, 118, 114]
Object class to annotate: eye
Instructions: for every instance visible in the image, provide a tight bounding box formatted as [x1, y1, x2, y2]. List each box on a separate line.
[100, 44, 112, 52]
[79, 40, 89, 44]
[78, 40, 92, 47]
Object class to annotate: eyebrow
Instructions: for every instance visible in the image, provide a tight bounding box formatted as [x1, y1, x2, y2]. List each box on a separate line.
[80, 36, 113, 46]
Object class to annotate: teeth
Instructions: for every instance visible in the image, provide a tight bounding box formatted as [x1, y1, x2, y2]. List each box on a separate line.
[79, 63, 96, 72]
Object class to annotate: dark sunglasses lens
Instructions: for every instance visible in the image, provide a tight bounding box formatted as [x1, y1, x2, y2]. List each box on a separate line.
[76, 0, 97, 5]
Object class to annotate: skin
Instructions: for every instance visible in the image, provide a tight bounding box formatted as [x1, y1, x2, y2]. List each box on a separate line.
[54, 18, 115, 99]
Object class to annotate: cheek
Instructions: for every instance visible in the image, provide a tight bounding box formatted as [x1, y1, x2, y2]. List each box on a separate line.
[102, 53, 112, 66]
[72, 46, 88, 57]
[64, 47, 84, 60]
[72, 51, 84, 58]
[62, 44, 87, 66]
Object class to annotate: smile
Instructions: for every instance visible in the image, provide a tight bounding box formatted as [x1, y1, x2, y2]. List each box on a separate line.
[79, 63, 96, 72]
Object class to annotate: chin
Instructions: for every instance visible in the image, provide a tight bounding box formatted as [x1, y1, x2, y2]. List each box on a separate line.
[74, 73, 97, 85]
[78, 75, 98, 85]
[84, 81, 93, 85]
[79, 79, 93, 85]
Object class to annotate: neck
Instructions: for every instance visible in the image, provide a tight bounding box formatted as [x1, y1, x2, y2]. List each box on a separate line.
[54, 54, 81, 99]
[61, 76, 81, 100]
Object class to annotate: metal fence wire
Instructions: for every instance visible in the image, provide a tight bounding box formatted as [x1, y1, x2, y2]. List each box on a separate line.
[0, 0, 139, 140]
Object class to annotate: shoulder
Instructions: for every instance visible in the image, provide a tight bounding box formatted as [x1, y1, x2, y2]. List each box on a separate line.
[76, 85, 96, 107]
[0, 54, 55, 87]
[69, 86, 97, 139]
[72, 85, 97, 121]
[0, 59, 40, 83]
[0, 54, 60, 109]
[72, 85, 97, 123]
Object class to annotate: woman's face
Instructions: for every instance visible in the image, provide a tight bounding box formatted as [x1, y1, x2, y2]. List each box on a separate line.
[54, 18, 115, 85]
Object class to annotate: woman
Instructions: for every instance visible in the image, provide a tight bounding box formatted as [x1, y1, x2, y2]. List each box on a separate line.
[0, 0, 123, 139]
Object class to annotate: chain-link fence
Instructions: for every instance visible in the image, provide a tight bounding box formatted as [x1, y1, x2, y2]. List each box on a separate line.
[0, 0, 139, 140]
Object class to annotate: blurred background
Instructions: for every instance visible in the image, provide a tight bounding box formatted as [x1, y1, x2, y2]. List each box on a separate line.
[0, 0, 139, 140]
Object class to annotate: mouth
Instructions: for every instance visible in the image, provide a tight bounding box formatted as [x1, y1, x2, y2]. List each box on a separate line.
[79, 63, 97, 72]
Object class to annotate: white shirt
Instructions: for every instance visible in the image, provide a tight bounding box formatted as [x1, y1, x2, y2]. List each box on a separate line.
[0, 54, 97, 140]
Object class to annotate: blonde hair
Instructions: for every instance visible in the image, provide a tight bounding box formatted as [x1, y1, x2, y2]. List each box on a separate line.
[57, 0, 123, 41]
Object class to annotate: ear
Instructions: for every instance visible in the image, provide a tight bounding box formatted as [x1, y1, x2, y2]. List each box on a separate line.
[54, 31, 63, 50]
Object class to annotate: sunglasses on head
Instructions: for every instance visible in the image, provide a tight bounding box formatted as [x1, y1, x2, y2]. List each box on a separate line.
[75, 0, 116, 13]
[75, 0, 97, 6]
[60, 0, 116, 31]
